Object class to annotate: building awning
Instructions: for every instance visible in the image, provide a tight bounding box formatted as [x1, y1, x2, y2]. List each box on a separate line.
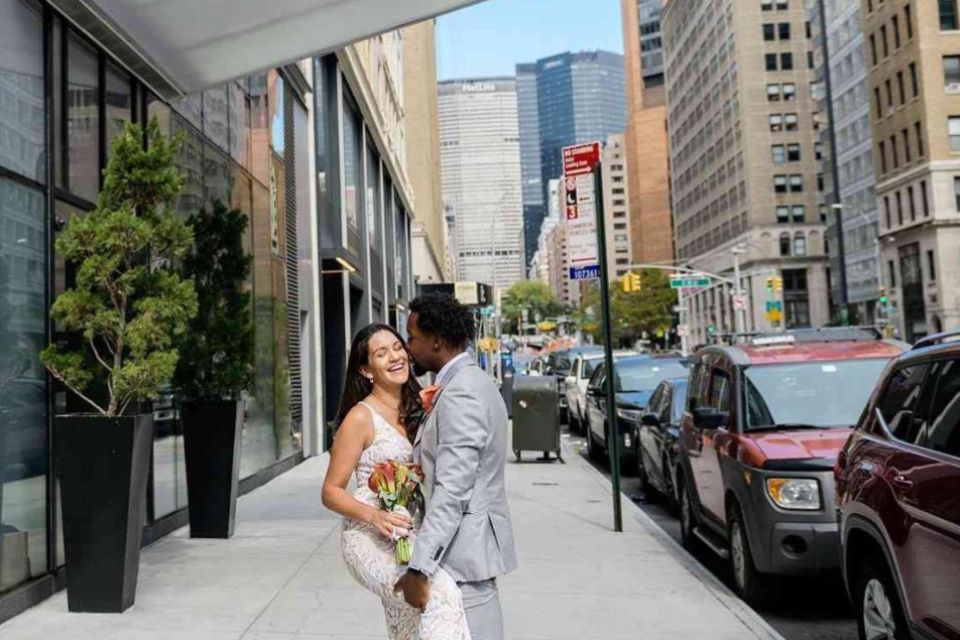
[50, 0, 480, 98]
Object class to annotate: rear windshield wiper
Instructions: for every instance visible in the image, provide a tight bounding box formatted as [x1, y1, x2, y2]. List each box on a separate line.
[747, 423, 832, 433]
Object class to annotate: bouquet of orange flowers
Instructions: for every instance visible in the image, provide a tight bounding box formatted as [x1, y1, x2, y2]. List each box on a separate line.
[367, 460, 425, 563]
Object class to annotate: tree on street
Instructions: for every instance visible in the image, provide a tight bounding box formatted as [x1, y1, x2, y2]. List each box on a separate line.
[500, 280, 568, 334]
[579, 269, 675, 346]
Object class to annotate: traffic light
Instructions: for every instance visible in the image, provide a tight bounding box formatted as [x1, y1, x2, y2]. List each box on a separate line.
[773, 276, 783, 294]
[621, 271, 642, 293]
[878, 287, 888, 304]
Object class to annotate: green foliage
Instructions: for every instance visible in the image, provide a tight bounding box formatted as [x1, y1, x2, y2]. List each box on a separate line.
[40, 118, 198, 416]
[579, 269, 675, 345]
[500, 280, 569, 334]
[173, 200, 254, 401]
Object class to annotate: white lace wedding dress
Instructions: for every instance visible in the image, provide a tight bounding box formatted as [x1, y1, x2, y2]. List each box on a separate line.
[341, 402, 472, 640]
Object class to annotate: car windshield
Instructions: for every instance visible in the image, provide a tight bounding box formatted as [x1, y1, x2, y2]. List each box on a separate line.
[742, 359, 890, 430]
[617, 360, 688, 392]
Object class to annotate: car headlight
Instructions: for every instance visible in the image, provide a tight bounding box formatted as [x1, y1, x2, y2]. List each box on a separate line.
[766, 478, 821, 511]
[616, 407, 642, 422]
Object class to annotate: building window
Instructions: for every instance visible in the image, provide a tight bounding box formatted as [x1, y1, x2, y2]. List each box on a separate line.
[893, 15, 901, 48]
[955, 176, 960, 210]
[870, 34, 878, 66]
[778, 22, 791, 39]
[928, 250, 937, 281]
[794, 234, 807, 256]
[776, 205, 790, 222]
[890, 135, 899, 168]
[785, 113, 798, 130]
[898, 71, 906, 105]
[910, 62, 919, 98]
[765, 53, 779, 71]
[815, 142, 823, 161]
[774, 174, 788, 193]
[792, 205, 805, 222]
[763, 23, 776, 41]
[903, 128, 911, 163]
[886, 79, 894, 109]
[781, 52, 794, 70]
[767, 84, 781, 101]
[762, 0, 773, 10]
[874, 87, 883, 118]
[946, 56, 960, 91]
[881, 25, 889, 58]
[789, 174, 803, 192]
[908, 185, 916, 220]
[889, 260, 897, 288]
[808, 51, 815, 70]
[941, 0, 959, 30]
[787, 143, 801, 161]
[783, 83, 796, 100]
[884, 196, 892, 228]
[67, 33, 101, 202]
[770, 114, 784, 131]
[772, 145, 786, 162]
[921, 180, 930, 216]
[896, 190, 904, 225]
[780, 233, 791, 256]
[950, 116, 960, 151]
[916, 122, 925, 156]
[879, 140, 887, 173]
[905, 4, 913, 39]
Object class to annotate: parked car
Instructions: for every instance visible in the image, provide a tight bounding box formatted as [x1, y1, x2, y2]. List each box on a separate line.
[546, 346, 602, 424]
[527, 356, 546, 376]
[584, 355, 688, 472]
[564, 350, 634, 434]
[675, 328, 908, 605]
[837, 331, 960, 640]
[638, 377, 687, 505]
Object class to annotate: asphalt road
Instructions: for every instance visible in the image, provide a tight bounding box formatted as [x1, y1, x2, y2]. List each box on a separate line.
[568, 432, 858, 640]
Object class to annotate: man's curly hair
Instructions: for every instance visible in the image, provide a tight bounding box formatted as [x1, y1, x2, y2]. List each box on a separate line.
[409, 293, 475, 349]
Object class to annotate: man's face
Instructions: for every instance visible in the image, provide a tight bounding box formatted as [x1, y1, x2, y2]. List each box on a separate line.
[406, 312, 436, 375]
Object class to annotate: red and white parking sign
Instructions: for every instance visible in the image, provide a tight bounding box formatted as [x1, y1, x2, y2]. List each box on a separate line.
[562, 142, 601, 280]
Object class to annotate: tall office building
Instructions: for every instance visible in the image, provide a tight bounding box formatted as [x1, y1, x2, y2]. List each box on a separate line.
[601, 134, 635, 277]
[811, 0, 880, 324]
[516, 50, 626, 256]
[621, 0, 673, 264]
[863, 0, 960, 341]
[516, 63, 546, 270]
[662, 0, 830, 345]
[438, 78, 525, 293]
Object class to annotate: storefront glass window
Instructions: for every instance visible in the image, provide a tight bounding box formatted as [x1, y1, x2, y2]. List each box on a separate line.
[104, 63, 131, 161]
[67, 33, 100, 202]
[0, 178, 49, 592]
[343, 103, 362, 254]
[0, 0, 45, 184]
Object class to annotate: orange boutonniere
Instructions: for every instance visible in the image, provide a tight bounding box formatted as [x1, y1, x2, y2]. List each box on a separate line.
[419, 384, 443, 414]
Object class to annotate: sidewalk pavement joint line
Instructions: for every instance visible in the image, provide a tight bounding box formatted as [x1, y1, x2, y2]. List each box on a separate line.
[562, 439, 787, 640]
[238, 519, 341, 639]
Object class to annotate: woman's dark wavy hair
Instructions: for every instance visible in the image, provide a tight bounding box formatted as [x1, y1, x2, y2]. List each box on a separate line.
[408, 293, 475, 349]
[334, 323, 424, 442]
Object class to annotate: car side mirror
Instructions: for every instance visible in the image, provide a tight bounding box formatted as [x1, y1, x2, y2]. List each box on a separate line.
[587, 387, 601, 397]
[640, 413, 660, 428]
[692, 407, 729, 429]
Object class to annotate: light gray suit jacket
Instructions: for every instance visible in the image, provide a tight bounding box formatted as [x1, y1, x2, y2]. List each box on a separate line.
[411, 357, 518, 583]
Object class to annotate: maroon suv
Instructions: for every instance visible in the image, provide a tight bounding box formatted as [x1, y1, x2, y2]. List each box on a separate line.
[837, 332, 960, 640]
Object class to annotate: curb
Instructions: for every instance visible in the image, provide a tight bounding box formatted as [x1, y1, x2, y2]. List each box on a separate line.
[562, 436, 787, 640]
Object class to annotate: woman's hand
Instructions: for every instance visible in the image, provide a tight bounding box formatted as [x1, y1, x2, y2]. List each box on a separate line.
[368, 508, 413, 541]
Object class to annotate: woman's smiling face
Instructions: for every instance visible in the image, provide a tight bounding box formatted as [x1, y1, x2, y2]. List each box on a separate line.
[364, 330, 411, 387]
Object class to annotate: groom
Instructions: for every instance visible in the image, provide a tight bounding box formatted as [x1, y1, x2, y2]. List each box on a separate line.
[395, 293, 517, 640]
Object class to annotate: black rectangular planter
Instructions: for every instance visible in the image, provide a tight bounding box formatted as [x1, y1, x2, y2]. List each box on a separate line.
[182, 400, 243, 539]
[54, 413, 153, 613]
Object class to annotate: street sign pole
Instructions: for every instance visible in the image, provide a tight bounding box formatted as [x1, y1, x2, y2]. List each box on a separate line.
[593, 163, 623, 533]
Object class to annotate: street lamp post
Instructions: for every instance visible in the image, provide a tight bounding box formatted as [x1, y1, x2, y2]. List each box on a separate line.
[731, 246, 746, 335]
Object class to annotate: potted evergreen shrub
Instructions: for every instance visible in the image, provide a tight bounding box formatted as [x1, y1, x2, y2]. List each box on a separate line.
[174, 200, 254, 539]
[40, 119, 197, 613]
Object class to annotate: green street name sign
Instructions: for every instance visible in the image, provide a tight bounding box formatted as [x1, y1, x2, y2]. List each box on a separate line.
[670, 275, 711, 289]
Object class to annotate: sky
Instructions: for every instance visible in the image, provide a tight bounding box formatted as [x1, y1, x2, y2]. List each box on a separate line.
[436, 0, 624, 81]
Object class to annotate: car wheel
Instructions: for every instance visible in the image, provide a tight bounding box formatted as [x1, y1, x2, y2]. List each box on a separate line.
[728, 505, 771, 607]
[678, 474, 699, 552]
[853, 553, 910, 640]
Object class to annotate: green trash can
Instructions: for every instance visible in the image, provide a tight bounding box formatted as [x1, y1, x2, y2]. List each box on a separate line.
[511, 376, 562, 462]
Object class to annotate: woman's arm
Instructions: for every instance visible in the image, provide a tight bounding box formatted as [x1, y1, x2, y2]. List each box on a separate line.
[321, 407, 412, 538]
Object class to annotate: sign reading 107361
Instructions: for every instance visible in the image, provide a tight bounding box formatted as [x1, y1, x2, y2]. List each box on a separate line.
[563, 142, 602, 280]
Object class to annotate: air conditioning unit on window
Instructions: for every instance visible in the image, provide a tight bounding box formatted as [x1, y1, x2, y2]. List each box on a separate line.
[946, 83, 960, 94]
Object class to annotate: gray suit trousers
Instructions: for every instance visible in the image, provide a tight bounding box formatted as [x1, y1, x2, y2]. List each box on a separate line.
[459, 579, 502, 640]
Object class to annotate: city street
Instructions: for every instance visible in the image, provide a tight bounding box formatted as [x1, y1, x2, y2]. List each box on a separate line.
[568, 432, 857, 640]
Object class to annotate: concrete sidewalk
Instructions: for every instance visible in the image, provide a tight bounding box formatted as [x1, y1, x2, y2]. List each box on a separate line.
[0, 437, 784, 640]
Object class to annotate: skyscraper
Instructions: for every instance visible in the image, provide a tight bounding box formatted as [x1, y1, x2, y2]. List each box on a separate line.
[438, 78, 525, 293]
[621, 0, 673, 264]
[662, 0, 830, 344]
[516, 63, 545, 271]
[516, 50, 627, 264]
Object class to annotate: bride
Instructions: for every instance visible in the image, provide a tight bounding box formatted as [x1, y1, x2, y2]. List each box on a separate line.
[321, 323, 472, 640]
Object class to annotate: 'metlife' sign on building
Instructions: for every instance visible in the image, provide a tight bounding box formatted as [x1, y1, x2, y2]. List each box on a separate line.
[563, 143, 601, 281]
